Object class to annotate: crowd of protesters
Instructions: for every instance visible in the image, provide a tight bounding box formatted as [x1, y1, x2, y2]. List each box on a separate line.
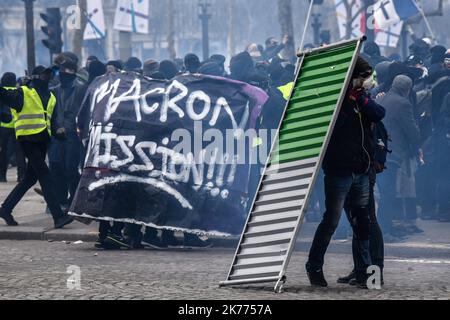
[0, 35, 297, 249]
[0, 34, 449, 257]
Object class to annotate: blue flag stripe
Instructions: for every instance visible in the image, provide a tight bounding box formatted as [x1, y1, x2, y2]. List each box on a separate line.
[393, 0, 419, 20]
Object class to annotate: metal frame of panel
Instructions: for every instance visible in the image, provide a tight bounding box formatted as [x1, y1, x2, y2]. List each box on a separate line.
[220, 36, 366, 293]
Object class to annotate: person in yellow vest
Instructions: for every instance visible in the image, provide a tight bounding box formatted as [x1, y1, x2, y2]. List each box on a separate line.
[277, 81, 294, 101]
[0, 72, 26, 183]
[0, 66, 73, 229]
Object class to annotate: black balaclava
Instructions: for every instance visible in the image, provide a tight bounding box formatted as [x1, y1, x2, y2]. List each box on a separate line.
[31, 66, 51, 91]
[59, 60, 78, 88]
[59, 72, 76, 88]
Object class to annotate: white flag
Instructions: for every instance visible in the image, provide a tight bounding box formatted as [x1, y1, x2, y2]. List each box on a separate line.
[334, 0, 365, 40]
[373, 0, 419, 29]
[84, 0, 106, 40]
[113, 0, 149, 34]
[375, 21, 404, 48]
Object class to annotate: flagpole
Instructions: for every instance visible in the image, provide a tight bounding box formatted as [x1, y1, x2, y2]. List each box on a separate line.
[412, 0, 436, 41]
[296, 0, 314, 74]
[300, 0, 315, 51]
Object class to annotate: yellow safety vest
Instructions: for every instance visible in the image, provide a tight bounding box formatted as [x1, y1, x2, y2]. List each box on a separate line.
[0, 87, 17, 129]
[277, 82, 294, 101]
[14, 86, 56, 138]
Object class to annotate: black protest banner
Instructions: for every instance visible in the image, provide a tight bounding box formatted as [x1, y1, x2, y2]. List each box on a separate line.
[69, 72, 269, 236]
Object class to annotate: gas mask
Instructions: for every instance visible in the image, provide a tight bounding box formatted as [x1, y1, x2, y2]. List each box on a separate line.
[31, 73, 51, 91]
[352, 77, 365, 89]
[362, 77, 375, 90]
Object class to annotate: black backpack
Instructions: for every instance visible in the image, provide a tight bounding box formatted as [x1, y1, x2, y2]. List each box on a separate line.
[373, 121, 391, 173]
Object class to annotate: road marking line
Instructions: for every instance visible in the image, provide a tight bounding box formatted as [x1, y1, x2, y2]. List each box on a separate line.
[386, 258, 450, 265]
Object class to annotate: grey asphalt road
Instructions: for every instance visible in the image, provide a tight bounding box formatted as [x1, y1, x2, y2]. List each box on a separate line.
[0, 240, 448, 300]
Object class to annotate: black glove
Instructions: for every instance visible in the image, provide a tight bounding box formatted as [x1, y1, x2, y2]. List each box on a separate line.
[0, 112, 13, 124]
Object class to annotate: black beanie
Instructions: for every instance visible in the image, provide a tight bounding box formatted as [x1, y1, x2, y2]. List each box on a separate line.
[184, 53, 201, 73]
[1, 72, 17, 87]
[159, 60, 179, 80]
[88, 61, 106, 82]
[106, 60, 123, 71]
[125, 57, 143, 72]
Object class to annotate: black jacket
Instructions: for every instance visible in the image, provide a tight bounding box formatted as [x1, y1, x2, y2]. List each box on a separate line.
[52, 82, 87, 134]
[322, 89, 386, 176]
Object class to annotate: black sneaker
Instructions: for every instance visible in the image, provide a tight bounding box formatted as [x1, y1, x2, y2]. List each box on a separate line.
[105, 234, 132, 250]
[95, 237, 124, 250]
[142, 234, 167, 250]
[337, 270, 356, 284]
[183, 234, 213, 249]
[54, 215, 74, 229]
[349, 278, 369, 289]
[0, 211, 18, 226]
[306, 266, 328, 287]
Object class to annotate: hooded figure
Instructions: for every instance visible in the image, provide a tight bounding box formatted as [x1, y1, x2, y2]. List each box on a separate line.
[184, 54, 200, 74]
[377, 75, 421, 226]
[363, 41, 388, 68]
[371, 61, 392, 97]
[87, 60, 106, 84]
[159, 60, 179, 80]
[379, 75, 421, 167]
[229, 52, 255, 82]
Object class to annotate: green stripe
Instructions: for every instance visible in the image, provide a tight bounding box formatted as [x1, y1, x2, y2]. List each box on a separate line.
[269, 42, 356, 165]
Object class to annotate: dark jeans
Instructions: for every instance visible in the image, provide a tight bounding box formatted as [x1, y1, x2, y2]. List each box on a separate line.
[48, 133, 82, 206]
[1, 141, 63, 220]
[377, 163, 401, 234]
[307, 173, 372, 280]
[0, 127, 26, 180]
[346, 172, 384, 271]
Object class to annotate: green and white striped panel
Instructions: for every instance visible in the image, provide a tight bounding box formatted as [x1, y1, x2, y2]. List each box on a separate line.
[221, 38, 363, 290]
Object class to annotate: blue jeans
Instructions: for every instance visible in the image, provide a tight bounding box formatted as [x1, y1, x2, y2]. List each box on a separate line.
[307, 173, 372, 281]
[48, 133, 82, 206]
